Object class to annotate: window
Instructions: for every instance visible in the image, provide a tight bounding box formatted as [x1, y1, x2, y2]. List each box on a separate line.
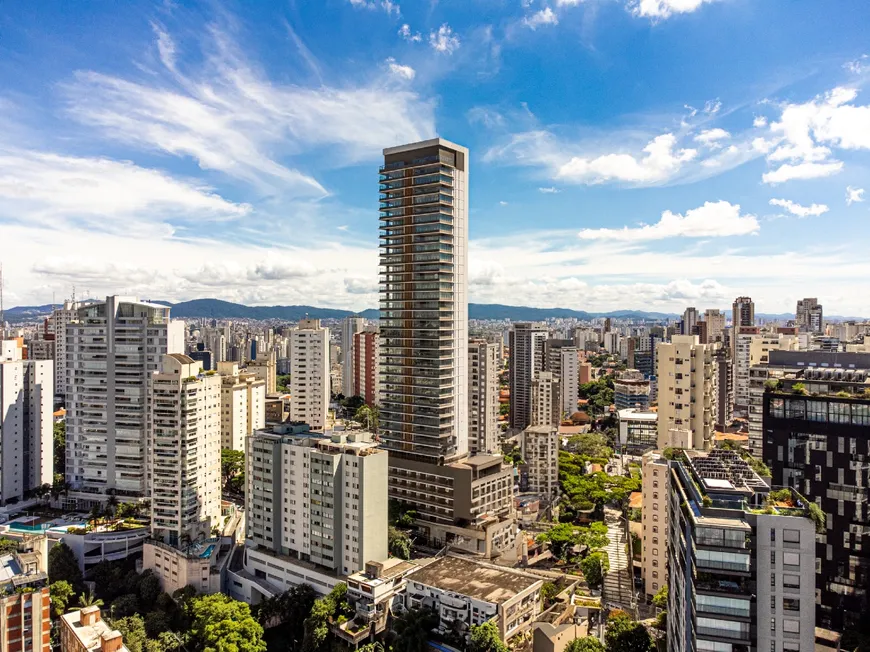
[852, 403, 870, 426]
[783, 529, 800, 544]
[783, 620, 800, 634]
[770, 398, 785, 418]
[785, 399, 805, 419]
[783, 575, 800, 589]
[782, 598, 800, 612]
[806, 400, 828, 422]
[830, 403, 851, 424]
[783, 552, 800, 567]
[771, 550, 776, 566]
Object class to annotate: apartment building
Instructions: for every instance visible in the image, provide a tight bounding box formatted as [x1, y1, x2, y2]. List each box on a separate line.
[656, 335, 718, 450]
[49, 299, 81, 399]
[246, 423, 388, 577]
[509, 323, 548, 430]
[714, 347, 734, 430]
[640, 451, 668, 599]
[521, 425, 558, 498]
[531, 371, 560, 428]
[731, 296, 755, 354]
[60, 607, 128, 652]
[65, 297, 184, 505]
[734, 330, 799, 416]
[247, 353, 276, 395]
[796, 298, 823, 334]
[0, 343, 52, 504]
[614, 370, 651, 411]
[469, 339, 499, 455]
[217, 362, 265, 451]
[404, 555, 542, 644]
[0, 552, 50, 652]
[341, 317, 366, 397]
[289, 319, 330, 430]
[761, 351, 870, 631]
[667, 449, 816, 652]
[704, 309, 726, 343]
[682, 307, 699, 336]
[148, 354, 221, 546]
[352, 330, 379, 406]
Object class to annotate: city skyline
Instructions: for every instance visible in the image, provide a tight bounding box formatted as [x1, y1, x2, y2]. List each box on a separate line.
[2, 1, 870, 314]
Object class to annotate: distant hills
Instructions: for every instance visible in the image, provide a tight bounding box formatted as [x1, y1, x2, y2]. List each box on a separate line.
[5, 298, 865, 324]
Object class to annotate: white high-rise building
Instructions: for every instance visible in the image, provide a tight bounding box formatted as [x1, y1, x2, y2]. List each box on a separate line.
[66, 297, 184, 504]
[603, 331, 621, 354]
[734, 332, 799, 416]
[640, 451, 668, 600]
[49, 299, 81, 399]
[217, 362, 266, 451]
[247, 424, 388, 577]
[656, 335, 719, 450]
[149, 354, 221, 545]
[559, 347, 580, 415]
[341, 317, 366, 397]
[0, 342, 53, 504]
[531, 371, 560, 428]
[468, 339, 499, 455]
[521, 425, 558, 498]
[704, 309, 726, 343]
[290, 319, 330, 430]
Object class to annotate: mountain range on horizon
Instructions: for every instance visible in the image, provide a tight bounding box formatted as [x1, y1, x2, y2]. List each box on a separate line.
[5, 297, 865, 324]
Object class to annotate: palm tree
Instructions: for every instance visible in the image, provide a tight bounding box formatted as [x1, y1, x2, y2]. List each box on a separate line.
[88, 503, 104, 528]
[105, 492, 119, 520]
[392, 608, 437, 652]
[77, 591, 104, 609]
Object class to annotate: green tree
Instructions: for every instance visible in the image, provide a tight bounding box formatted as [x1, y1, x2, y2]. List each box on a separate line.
[604, 612, 653, 652]
[392, 607, 438, 652]
[354, 404, 380, 432]
[540, 581, 560, 607]
[537, 522, 608, 561]
[221, 450, 245, 492]
[110, 614, 149, 652]
[566, 638, 606, 652]
[53, 421, 66, 476]
[0, 537, 19, 555]
[580, 551, 609, 589]
[138, 571, 162, 606]
[77, 590, 104, 609]
[48, 542, 83, 589]
[189, 594, 266, 652]
[302, 583, 348, 652]
[389, 526, 412, 560]
[567, 433, 613, 460]
[111, 593, 140, 617]
[651, 585, 667, 610]
[49, 581, 75, 616]
[469, 620, 508, 652]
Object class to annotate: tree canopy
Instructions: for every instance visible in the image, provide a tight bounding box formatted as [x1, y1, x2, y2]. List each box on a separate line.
[48, 542, 83, 590]
[302, 583, 349, 652]
[389, 526, 412, 560]
[221, 450, 245, 492]
[189, 593, 266, 652]
[537, 522, 608, 561]
[580, 551, 610, 589]
[567, 433, 613, 460]
[559, 457, 640, 521]
[392, 608, 438, 652]
[604, 611, 654, 652]
[566, 638, 606, 652]
[469, 621, 508, 652]
[49, 580, 75, 616]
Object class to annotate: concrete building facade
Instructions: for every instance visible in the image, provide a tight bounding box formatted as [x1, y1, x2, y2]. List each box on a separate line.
[468, 339, 499, 455]
[509, 323, 548, 431]
[289, 319, 330, 431]
[640, 451, 668, 599]
[352, 330, 380, 406]
[341, 317, 366, 397]
[217, 362, 266, 451]
[521, 425, 558, 498]
[531, 371, 560, 428]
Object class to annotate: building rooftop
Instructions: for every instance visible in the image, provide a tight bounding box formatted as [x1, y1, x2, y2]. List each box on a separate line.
[618, 408, 657, 421]
[61, 607, 130, 652]
[407, 555, 541, 604]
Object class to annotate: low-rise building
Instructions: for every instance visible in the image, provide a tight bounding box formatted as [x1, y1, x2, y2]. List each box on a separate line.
[0, 552, 50, 652]
[60, 607, 128, 652]
[617, 408, 658, 452]
[404, 555, 543, 644]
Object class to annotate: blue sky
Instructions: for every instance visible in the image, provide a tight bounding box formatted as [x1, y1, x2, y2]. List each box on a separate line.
[1, 0, 869, 315]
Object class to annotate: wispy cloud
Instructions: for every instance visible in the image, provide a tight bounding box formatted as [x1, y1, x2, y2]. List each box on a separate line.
[847, 186, 865, 205]
[769, 198, 829, 218]
[398, 24, 422, 42]
[385, 57, 416, 80]
[523, 8, 559, 29]
[629, 0, 718, 20]
[61, 23, 436, 195]
[429, 24, 460, 54]
[577, 201, 759, 241]
[538, 186, 560, 193]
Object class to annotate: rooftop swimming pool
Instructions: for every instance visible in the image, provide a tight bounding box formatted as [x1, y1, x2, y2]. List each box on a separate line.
[199, 544, 216, 559]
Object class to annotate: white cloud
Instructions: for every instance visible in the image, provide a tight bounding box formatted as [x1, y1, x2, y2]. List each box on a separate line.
[557, 133, 697, 185]
[753, 116, 768, 128]
[694, 128, 730, 147]
[62, 25, 436, 195]
[762, 86, 870, 185]
[629, 0, 717, 19]
[762, 161, 843, 184]
[523, 8, 559, 29]
[398, 24, 422, 42]
[538, 186, 560, 193]
[845, 54, 868, 74]
[499, 200, 509, 206]
[0, 146, 249, 233]
[769, 198, 829, 218]
[577, 201, 759, 241]
[381, 0, 400, 16]
[556, 0, 584, 5]
[703, 99, 722, 115]
[847, 186, 865, 205]
[429, 24, 460, 54]
[385, 57, 415, 80]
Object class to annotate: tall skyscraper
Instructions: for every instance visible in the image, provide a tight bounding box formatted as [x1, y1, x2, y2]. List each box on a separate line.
[217, 362, 266, 451]
[796, 298, 823, 334]
[703, 309, 726, 343]
[731, 296, 755, 354]
[149, 354, 221, 546]
[468, 339, 499, 455]
[341, 316, 366, 397]
[379, 138, 469, 462]
[352, 329, 380, 407]
[289, 319, 330, 430]
[66, 297, 184, 505]
[0, 341, 52, 504]
[49, 299, 81, 399]
[681, 306, 699, 336]
[379, 139, 514, 557]
[531, 371, 560, 428]
[509, 323, 548, 430]
[656, 335, 719, 450]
